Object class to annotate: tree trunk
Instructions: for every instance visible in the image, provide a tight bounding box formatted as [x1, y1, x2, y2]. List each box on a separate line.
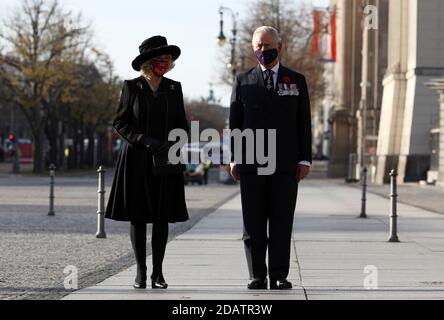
[72, 123, 80, 169]
[32, 128, 45, 173]
[79, 129, 85, 169]
[86, 128, 95, 168]
[45, 118, 58, 167]
[97, 130, 110, 166]
[58, 122, 65, 170]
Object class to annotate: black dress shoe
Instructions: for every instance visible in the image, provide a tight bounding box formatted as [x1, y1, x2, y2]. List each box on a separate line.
[247, 278, 268, 290]
[151, 274, 168, 289]
[133, 281, 146, 289]
[270, 279, 292, 290]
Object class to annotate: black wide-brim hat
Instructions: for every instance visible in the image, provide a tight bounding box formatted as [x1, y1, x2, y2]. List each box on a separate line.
[132, 35, 181, 71]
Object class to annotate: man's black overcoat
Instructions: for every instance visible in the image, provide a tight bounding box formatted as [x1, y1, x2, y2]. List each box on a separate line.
[229, 64, 312, 174]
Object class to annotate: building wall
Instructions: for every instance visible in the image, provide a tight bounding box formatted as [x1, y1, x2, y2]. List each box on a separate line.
[356, 0, 389, 182]
[327, 0, 362, 178]
[377, 0, 444, 183]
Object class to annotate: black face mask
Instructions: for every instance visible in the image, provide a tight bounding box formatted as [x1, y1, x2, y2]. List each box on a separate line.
[255, 48, 278, 65]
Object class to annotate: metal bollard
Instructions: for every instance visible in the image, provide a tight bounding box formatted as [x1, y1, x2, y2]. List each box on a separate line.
[96, 166, 107, 239]
[388, 169, 400, 242]
[48, 164, 56, 216]
[359, 167, 368, 218]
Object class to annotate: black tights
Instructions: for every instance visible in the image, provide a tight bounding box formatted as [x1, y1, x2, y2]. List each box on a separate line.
[130, 222, 169, 282]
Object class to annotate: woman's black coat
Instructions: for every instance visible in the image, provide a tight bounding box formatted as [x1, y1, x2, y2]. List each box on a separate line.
[105, 76, 190, 223]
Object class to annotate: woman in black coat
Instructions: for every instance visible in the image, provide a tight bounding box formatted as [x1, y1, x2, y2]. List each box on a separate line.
[105, 36, 189, 289]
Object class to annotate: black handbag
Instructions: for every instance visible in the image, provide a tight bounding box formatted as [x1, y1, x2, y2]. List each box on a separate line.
[152, 149, 186, 176]
[149, 91, 186, 176]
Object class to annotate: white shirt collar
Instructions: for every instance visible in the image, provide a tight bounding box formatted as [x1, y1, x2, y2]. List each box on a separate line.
[260, 61, 280, 74]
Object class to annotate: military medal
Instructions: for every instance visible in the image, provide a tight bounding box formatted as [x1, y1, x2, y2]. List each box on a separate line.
[290, 84, 300, 96]
[277, 83, 284, 96]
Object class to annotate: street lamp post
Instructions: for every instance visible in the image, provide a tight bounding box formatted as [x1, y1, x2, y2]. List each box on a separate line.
[217, 5, 239, 82]
[359, 81, 370, 219]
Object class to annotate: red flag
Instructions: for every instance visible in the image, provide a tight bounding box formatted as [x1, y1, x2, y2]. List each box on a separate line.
[312, 10, 321, 56]
[330, 12, 337, 62]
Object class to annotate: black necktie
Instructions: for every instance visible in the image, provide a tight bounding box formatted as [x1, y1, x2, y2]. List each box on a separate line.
[264, 69, 274, 94]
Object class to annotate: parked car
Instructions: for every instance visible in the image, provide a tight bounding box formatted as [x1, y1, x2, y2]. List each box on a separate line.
[182, 141, 230, 166]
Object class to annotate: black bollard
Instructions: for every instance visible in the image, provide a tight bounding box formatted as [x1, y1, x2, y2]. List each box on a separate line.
[96, 166, 106, 239]
[388, 169, 400, 243]
[48, 164, 56, 216]
[359, 167, 368, 218]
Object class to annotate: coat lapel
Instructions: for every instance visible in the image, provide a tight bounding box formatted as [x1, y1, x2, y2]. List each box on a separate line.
[275, 64, 285, 92]
[255, 63, 288, 97]
[251, 64, 269, 104]
[254, 64, 266, 91]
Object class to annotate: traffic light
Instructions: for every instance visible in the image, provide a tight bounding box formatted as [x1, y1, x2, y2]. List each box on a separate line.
[8, 133, 15, 142]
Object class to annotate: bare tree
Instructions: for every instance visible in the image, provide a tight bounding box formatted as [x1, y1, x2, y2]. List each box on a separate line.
[184, 98, 226, 133]
[219, 0, 325, 111]
[0, 0, 92, 173]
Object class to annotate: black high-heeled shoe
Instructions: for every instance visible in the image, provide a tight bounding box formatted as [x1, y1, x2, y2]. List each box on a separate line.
[133, 268, 147, 289]
[151, 274, 168, 289]
[133, 281, 147, 289]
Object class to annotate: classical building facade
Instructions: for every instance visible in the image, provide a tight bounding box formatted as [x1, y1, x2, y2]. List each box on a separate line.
[376, 0, 444, 183]
[426, 78, 444, 185]
[328, 0, 444, 183]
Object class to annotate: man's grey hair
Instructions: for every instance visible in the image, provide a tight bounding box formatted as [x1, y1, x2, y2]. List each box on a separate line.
[252, 26, 282, 45]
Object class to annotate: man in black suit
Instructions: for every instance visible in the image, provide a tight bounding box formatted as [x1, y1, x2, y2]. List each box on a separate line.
[229, 26, 312, 290]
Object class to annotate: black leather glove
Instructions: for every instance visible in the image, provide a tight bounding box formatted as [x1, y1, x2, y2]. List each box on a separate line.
[139, 135, 163, 153]
[157, 140, 179, 155]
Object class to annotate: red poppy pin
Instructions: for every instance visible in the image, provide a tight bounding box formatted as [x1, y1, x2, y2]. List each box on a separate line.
[283, 76, 291, 83]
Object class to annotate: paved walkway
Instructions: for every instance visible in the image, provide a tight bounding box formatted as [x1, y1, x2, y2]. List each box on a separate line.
[63, 180, 444, 300]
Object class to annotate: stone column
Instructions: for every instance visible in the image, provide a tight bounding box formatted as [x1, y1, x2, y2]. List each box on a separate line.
[440, 92, 444, 185]
[425, 79, 444, 185]
[377, 0, 444, 183]
[357, 0, 389, 182]
[327, 0, 362, 178]
[375, 0, 410, 184]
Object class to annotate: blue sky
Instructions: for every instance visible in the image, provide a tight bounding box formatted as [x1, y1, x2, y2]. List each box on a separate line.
[0, 0, 329, 106]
